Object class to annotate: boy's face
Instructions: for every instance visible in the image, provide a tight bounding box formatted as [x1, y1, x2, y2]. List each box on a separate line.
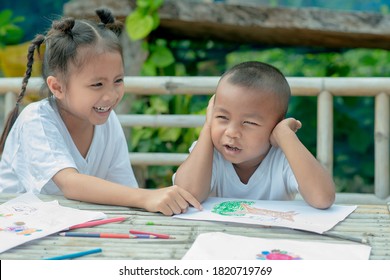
[211, 78, 283, 169]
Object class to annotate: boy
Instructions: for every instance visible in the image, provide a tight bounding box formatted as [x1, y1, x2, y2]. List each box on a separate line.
[174, 61, 335, 209]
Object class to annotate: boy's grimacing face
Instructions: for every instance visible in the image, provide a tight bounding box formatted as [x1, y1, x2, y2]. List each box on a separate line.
[210, 79, 282, 169]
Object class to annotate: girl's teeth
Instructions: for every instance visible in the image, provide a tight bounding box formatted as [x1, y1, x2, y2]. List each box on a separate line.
[94, 106, 110, 112]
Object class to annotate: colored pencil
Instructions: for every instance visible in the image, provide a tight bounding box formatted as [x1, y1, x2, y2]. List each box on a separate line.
[44, 248, 102, 260]
[129, 229, 174, 239]
[65, 217, 126, 230]
[58, 232, 158, 239]
[59, 232, 136, 239]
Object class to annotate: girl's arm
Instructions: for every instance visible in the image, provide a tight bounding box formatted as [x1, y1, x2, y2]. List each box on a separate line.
[53, 168, 202, 216]
[174, 96, 215, 203]
[271, 118, 335, 209]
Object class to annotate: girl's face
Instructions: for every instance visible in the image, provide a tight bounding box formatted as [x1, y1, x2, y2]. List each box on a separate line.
[53, 50, 124, 130]
[211, 78, 282, 170]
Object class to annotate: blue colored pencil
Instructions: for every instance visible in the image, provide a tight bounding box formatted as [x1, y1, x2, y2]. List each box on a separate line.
[44, 248, 102, 260]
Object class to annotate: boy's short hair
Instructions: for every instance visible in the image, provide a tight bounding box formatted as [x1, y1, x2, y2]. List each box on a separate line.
[219, 61, 291, 118]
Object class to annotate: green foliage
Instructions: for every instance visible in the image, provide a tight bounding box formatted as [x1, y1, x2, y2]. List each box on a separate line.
[0, 9, 24, 47]
[125, 0, 163, 41]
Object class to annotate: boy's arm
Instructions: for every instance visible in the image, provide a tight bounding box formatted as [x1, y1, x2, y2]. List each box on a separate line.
[53, 168, 202, 216]
[174, 96, 215, 203]
[271, 118, 336, 209]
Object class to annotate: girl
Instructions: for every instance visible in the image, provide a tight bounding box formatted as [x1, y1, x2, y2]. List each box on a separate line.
[0, 9, 202, 216]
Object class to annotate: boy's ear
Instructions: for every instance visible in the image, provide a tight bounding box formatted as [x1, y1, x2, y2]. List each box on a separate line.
[47, 76, 65, 100]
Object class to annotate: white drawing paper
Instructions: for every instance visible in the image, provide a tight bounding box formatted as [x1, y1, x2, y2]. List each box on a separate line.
[0, 192, 106, 253]
[175, 197, 356, 233]
[182, 232, 371, 260]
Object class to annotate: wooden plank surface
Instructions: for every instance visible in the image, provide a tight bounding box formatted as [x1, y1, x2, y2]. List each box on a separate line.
[0, 194, 389, 260]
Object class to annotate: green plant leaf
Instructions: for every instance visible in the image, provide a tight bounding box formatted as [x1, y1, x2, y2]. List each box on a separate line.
[3, 25, 24, 44]
[141, 59, 157, 76]
[150, 0, 164, 10]
[0, 10, 12, 27]
[158, 127, 182, 142]
[149, 45, 175, 68]
[136, 0, 150, 9]
[125, 12, 154, 40]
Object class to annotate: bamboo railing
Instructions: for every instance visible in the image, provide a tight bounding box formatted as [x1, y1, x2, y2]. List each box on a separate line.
[0, 77, 389, 203]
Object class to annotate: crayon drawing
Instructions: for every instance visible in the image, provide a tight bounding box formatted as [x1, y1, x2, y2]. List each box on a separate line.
[212, 200, 298, 222]
[175, 197, 357, 233]
[182, 232, 371, 260]
[0, 192, 106, 253]
[256, 249, 302, 260]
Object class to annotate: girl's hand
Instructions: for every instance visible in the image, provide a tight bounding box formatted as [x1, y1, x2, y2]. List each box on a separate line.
[270, 118, 302, 147]
[143, 185, 203, 216]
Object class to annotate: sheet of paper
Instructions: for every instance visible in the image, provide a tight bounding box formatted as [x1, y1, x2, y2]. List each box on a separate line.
[0, 192, 106, 253]
[183, 232, 371, 260]
[175, 197, 356, 233]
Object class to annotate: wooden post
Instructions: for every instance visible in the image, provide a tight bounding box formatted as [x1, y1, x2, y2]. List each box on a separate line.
[374, 92, 390, 199]
[317, 90, 333, 175]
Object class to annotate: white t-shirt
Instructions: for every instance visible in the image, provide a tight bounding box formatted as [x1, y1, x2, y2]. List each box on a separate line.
[0, 98, 138, 194]
[188, 141, 299, 200]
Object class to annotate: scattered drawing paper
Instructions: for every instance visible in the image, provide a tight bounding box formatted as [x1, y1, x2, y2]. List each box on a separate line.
[0, 192, 106, 253]
[175, 197, 356, 233]
[182, 232, 371, 260]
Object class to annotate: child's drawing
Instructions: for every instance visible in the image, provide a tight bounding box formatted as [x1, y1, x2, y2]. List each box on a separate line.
[175, 197, 357, 234]
[0, 192, 106, 253]
[0, 221, 43, 236]
[256, 249, 302, 260]
[212, 200, 298, 222]
[182, 232, 371, 260]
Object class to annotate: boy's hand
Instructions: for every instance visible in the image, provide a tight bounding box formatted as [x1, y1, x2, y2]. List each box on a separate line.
[143, 185, 203, 216]
[205, 94, 215, 127]
[270, 118, 302, 147]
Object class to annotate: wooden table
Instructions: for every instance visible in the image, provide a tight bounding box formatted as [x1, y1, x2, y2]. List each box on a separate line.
[1, 194, 389, 260]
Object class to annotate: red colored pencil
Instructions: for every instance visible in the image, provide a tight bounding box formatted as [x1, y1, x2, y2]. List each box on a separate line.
[66, 217, 126, 230]
[129, 230, 174, 239]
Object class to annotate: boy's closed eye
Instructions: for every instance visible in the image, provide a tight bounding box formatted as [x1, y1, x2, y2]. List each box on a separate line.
[216, 115, 229, 120]
[91, 82, 103, 88]
[243, 120, 260, 126]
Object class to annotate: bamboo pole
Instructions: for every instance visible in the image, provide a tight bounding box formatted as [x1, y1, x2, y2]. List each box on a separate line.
[1, 77, 390, 96]
[374, 92, 390, 199]
[118, 114, 205, 128]
[317, 90, 333, 175]
[4, 92, 16, 122]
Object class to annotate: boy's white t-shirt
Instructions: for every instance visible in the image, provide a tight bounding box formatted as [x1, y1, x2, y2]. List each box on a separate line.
[0, 98, 138, 195]
[188, 141, 299, 200]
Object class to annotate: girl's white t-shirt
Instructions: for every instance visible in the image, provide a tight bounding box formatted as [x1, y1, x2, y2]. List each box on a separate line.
[0, 98, 138, 194]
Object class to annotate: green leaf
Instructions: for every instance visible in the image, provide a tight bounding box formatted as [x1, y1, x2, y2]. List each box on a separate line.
[150, 0, 164, 10]
[158, 127, 182, 142]
[151, 12, 160, 30]
[0, 10, 13, 27]
[3, 25, 24, 44]
[125, 12, 154, 40]
[149, 45, 175, 68]
[136, 0, 150, 9]
[131, 128, 154, 148]
[141, 59, 157, 76]
[150, 96, 169, 113]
